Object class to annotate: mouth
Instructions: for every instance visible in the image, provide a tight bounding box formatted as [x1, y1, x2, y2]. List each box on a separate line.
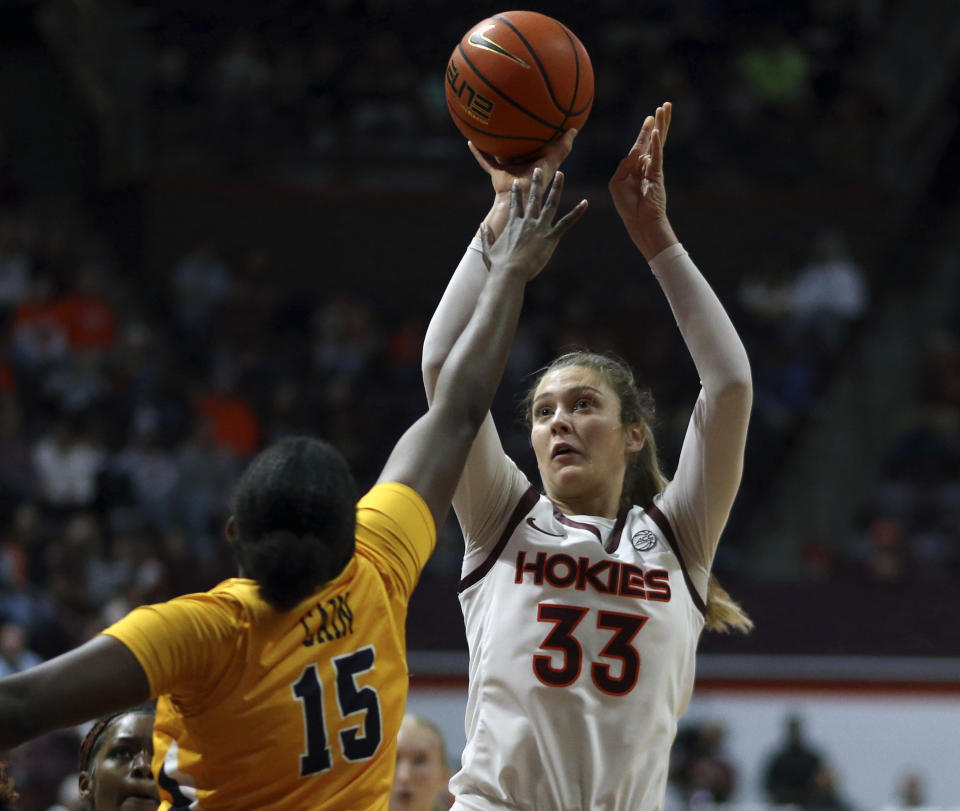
[119, 793, 160, 810]
[551, 443, 577, 460]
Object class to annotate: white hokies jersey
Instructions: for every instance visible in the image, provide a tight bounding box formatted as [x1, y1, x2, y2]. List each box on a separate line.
[450, 477, 706, 811]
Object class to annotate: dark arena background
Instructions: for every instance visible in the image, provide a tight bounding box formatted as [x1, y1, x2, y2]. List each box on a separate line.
[1, 0, 959, 808]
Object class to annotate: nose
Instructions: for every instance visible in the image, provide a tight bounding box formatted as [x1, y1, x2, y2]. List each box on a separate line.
[550, 408, 572, 434]
[395, 758, 411, 781]
[131, 749, 153, 779]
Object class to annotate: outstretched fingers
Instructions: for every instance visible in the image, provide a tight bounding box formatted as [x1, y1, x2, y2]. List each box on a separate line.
[509, 177, 523, 217]
[656, 102, 672, 147]
[550, 198, 589, 240]
[539, 169, 565, 217]
[648, 128, 664, 175]
[526, 167, 544, 218]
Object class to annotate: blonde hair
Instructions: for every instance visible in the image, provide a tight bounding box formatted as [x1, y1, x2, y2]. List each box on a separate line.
[524, 351, 752, 634]
[401, 714, 451, 775]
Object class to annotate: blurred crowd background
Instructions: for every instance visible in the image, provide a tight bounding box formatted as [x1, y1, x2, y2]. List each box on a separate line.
[1, 0, 959, 807]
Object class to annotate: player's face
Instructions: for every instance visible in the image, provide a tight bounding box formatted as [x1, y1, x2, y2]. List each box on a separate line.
[81, 714, 159, 811]
[390, 723, 449, 811]
[530, 366, 642, 515]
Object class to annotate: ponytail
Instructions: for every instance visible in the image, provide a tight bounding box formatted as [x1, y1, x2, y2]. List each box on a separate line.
[704, 574, 753, 633]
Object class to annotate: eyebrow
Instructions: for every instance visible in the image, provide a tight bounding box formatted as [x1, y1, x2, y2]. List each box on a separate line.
[532, 385, 605, 405]
[109, 735, 147, 746]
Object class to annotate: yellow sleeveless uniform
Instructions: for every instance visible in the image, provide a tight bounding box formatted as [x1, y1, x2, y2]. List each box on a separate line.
[104, 482, 435, 810]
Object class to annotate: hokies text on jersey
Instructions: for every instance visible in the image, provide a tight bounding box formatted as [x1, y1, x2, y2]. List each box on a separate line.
[514, 550, 671, 601]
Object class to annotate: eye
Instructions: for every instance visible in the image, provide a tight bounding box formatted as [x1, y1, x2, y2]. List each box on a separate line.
[535, 405, 553, 419]
[574, 398, 593, 410]
[109, 744, 135, 761]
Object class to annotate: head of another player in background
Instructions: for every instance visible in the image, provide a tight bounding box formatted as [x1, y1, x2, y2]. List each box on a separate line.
[227, 436, 358, 611]
[390, 714, 452, 811]
[78, 705, 158, 811]
[524, 351, 663, 518]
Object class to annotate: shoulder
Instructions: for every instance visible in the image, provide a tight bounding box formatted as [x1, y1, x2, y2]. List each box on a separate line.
[123, 580, 252, 631]
[357, 482, 435, 542]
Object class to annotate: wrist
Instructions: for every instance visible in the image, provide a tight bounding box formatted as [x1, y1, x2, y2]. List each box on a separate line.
[629, 218, 678, 262]
[478, 198, 511, 241]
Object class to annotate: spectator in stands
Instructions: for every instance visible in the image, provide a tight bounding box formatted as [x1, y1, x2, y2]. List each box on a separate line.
[31, 417, 105, 510]
[894, 771, 926, 807]
[786, 227, 868, 358]
[763, 713, 826, 806]
[170, 235, 232, 340]
[56, 264, 118, 354]
[9, 274, 69, 371]
[0, 217, 30, 313]
[0, 396, 37, 511]
[808, 763, 851, 810]
[193, 368, 260, 458]
[0, 622, 42, 678]
[670, 721, 736, 804]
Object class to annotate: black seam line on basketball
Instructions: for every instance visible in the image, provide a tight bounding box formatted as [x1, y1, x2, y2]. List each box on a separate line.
[492, 15, 592, 117]
[558, 26, 579, 132]
[456, 43, 567, 131]
[447, 103, 557, 143]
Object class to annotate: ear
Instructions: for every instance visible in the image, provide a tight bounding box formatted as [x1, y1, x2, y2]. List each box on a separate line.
[624, 423, 646, 454]
[78, 771, 92, 802]
[224, 516, 238, 545]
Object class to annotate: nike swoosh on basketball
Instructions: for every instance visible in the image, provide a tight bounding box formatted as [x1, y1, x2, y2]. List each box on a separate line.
[468, 32, 531, 68]
[526, 517, 564, 537]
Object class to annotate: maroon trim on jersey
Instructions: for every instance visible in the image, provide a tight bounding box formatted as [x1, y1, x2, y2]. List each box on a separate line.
[605, 506, 630, 554]
[458, 485, 541, 593]
[646, 503, 707, 616]
[552, 505, 601, 543]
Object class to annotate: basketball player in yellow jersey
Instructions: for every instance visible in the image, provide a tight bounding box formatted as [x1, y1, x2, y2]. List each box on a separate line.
[0, 171, 587, 810]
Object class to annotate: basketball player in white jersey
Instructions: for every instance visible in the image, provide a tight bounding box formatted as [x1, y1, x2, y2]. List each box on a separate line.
[421, 103, 754, 810]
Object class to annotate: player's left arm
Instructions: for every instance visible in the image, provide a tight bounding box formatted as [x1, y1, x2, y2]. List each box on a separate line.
[611, 102, 752, 564]
[0, 635, 150, 749]
[381, 171, 587, 531]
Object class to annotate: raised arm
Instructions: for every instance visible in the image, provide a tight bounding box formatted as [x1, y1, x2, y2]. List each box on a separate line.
[383, 171, 586, 529]
[421, 130, 577, 402]
[610, 103, 752, 565]
[419, 134, 578, 539]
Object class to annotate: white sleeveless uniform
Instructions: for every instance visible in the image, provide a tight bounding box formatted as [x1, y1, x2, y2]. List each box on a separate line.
[426, 241, 752, 811]
[450, 464, 705, 811]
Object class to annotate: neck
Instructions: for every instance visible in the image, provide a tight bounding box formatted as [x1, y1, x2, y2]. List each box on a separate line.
[549, 490, 622, 520]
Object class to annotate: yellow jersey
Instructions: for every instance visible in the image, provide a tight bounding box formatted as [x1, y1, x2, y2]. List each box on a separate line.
[104, 482, 435, 810]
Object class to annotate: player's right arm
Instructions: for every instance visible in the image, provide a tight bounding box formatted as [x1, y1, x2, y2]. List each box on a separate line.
[382, 171, 586, 532]
[0, 590, 238, 750]
[0, 635, 150, 748]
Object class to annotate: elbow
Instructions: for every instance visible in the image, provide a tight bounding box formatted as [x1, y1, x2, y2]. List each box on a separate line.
[716, 376, 753, 412]
[432, 394, 487, 440]
[421, 349, 444, 396]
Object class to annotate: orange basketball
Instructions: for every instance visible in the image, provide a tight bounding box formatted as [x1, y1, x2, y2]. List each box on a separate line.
[445, 10, 594, 161]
